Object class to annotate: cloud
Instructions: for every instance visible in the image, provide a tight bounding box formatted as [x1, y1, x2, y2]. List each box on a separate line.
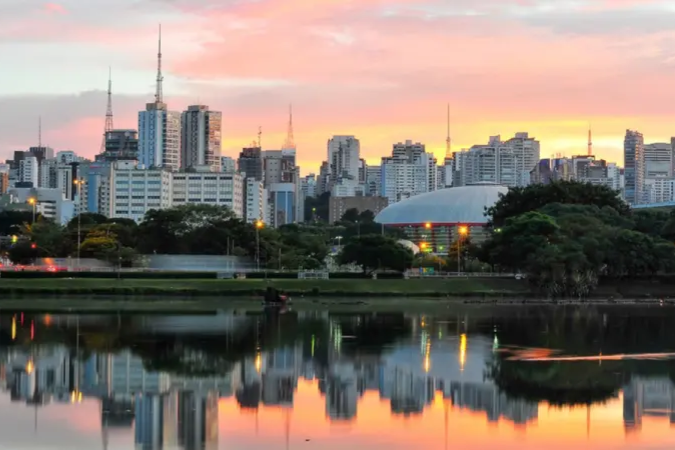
[43, 2, 67, 14]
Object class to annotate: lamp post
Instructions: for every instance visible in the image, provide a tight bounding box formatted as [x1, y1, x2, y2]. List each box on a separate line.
[74, 178, 84, 269]
[255, 220, 264, 271]
[28, 198, 36, 224]
[457, 225, 468, 275]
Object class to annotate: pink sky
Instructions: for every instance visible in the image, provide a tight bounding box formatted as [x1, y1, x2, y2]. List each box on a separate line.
[2, 0, 675, 171]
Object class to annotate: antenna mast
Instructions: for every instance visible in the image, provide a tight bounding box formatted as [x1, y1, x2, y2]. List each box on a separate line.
[587, 123, 592, 156]
[100, 68, 114, 153]
[445, 103, 451, 158]
[38, 116, 42, 148]
[282, 104, 296, 150]
[155, 24, 164, 104]
[258, 126, 262, 149]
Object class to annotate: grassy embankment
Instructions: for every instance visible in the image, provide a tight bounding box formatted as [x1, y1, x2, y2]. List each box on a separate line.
[0, 277, 529, 298]
[1, 277, 674, 299]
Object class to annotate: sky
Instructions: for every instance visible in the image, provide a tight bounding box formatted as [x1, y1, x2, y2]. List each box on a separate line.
[2, 0, 675, 172]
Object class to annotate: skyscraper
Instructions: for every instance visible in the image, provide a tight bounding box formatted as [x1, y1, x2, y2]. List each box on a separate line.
[138, 26, 181, 170]
[181, 105, 222, 170]
[327, 136, 360, 182]
[624, 130, 645, 205]
[237, 147, 264, 181]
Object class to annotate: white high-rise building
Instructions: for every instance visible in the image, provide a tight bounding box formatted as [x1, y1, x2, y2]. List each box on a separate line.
[504, 132, 540, 187]
[108, 161, 173, 222]
[455, 133, 539, 188]
[327, 136, 360, 182]
[245, 178, 268, 224]
[107, 162, 244, 222]
[181, 105, 222, 170]
[380, 141, 437, 204]
[644, 143, 673, 179]
[172, 171, 243, 217]
[19, 156, 39, 187]
[139, 103, 181, 170]
[220, 156, 236, 173]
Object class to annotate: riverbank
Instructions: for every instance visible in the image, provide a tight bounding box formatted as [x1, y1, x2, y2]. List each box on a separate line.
[0, 277, 529, 298]
[1, 277, 674, 300]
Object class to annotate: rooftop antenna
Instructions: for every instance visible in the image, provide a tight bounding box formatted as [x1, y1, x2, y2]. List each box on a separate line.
[38, 116, 42, 148]
[282, 104, 296, 150]
[445, 103, 451, 158]
[100, 67, 114, 153]
[587, 122, 593, 156]
[258, 126, 262, 149]
[155, 24, 164, 104]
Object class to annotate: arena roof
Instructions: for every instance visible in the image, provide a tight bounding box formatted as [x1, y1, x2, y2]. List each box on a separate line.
[375, 184, 508, 226]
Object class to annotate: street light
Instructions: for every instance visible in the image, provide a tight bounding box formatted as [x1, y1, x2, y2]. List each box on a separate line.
[457, 225, 468, 275]
[255, 220, 264, 271]
[27, 198, 36, 224]
[335, 235, 343, 247]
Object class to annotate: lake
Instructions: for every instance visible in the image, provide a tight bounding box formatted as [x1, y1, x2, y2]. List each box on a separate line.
[1, 304, 675, 449]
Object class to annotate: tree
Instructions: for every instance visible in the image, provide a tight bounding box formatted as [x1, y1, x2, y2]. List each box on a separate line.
[8, 241, 38, 265]
[66, 213, 108, 230]
[0, 211, 35, 236]
[486, 181, 630, 227]
[337, 234, 413, 274]
[339, 208, 360, 224]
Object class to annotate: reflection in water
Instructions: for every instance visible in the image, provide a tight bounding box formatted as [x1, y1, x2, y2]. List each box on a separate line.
[1, 307, 675, 449]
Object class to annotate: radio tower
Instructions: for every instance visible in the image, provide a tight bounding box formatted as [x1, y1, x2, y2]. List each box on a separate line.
[282, 104, 296, 150]
[155, 24, 164, 104]
[100, 68, 114, 154]
[587, 123, 593, 156]
[445, 103, 451, 158]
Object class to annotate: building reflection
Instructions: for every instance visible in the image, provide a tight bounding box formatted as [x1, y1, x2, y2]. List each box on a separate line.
[1, 311, 675, 449]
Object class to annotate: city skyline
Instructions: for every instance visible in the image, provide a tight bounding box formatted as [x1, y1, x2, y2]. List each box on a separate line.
[3, 1, 675, 169]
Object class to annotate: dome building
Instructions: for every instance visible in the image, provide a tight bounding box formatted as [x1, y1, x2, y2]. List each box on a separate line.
[374, 184, 507, 253]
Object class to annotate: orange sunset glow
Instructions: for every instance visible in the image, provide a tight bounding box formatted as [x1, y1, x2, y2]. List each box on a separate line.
[3, 0, 675, 169]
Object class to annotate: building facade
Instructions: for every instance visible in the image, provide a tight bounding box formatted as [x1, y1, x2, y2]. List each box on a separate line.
[108, 162, 244, 222]
[328, 136, 360, 183]
[138, 102, 181, 170]
[624, 130, 645, 205]
[181, 105, 222, 170]
[96, 130, 139, 162]
[328, 196, 389, 224]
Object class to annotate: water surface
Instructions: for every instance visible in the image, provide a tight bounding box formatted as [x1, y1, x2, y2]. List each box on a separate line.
[1, 305, 675, 449]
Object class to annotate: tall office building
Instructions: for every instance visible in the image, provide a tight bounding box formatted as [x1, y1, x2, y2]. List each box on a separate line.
[237, 147, 264, 181]
[96, 130, 139, 162]
[328, 136, 360, 182]
[181, 105, 222, 170]
[19, 156, 39, 187]
[138, 27, 181, 170]
[624, 130, 645, 205]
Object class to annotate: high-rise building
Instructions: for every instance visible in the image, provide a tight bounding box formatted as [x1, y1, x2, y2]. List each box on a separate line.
[19, 156, 39, 187]
[220, 157, 236, 173]
[181, 105, 222, 170]
[96, 130, 139, 162]
[245, 178, 267, 224]
[365, 165, 381, 196]
[455, 134, 539, 188]
[138, 27, 181, 170]
[0, 164, 9, 194]
[138, 104, 181, 170]
[504, 132, 540, 187]
[644, 143, 672, 179]
[624, 130, 645, 205]
[380, 141, 437, 204]
[107, 161, 244, 222]
[327, 136, 360, 183]
[237, 147, 264, 181]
